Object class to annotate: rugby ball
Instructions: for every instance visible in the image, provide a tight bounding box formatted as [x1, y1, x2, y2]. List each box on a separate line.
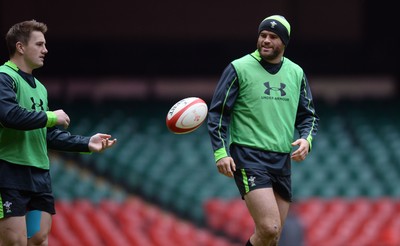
[166, 97, 208, 134]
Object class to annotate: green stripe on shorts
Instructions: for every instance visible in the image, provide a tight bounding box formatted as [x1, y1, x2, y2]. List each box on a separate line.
[241, 169, 250, 193]
[0, 194, 3, 219]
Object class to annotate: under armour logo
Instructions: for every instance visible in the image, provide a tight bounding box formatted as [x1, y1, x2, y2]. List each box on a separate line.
[270, 21, 277, 28]
[30, 97, 44, 111]
[264, 82, 286, 96]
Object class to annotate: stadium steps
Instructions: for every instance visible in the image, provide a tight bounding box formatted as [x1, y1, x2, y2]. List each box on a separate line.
[50, 153, 126, 203]
[292, 99, 400, 199]
[50, 198, 241, 246]
[50, 153, 242, 245]
[296, 197, 400, 246]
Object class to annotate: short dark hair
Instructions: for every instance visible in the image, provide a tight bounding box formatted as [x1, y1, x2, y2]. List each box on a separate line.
[5, 20, 47, 57]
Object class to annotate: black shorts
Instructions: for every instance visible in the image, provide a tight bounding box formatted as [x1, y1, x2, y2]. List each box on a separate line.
[0, 188, 55, 219]
[234, 168, 292, 202]
[231, 144, 292, 202]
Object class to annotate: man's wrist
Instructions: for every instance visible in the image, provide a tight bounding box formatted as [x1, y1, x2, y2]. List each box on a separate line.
[214, 148, 228, 162]
[45, 111, 57, 127]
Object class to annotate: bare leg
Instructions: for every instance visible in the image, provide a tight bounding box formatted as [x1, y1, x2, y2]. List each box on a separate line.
[274, 191, 291, 243]
[0, 216, 27, 246]
[245, 188, 290, 246]
[28, 212, 52, 246]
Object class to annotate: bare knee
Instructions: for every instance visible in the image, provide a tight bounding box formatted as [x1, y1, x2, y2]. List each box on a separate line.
[28, 231, 49, 246]
[256, 222, 281, 243]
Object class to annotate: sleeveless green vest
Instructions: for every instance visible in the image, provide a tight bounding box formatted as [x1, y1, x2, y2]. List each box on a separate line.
[230, 51, 304, 153]
[0, 61, 50, 169]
